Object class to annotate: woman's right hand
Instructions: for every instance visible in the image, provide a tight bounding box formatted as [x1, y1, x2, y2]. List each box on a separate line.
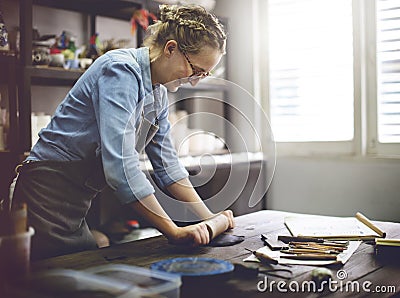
[167, 222, 210, 246]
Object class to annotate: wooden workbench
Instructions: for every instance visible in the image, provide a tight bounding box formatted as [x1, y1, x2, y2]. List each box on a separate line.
[10, 210, 400, 297]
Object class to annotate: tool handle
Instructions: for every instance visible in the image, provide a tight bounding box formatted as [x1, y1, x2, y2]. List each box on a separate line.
[254, 251, 279, 265]
[278, 235, 324, 243]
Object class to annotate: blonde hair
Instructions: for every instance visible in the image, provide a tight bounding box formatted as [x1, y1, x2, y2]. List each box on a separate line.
[143, 4, 226, 62]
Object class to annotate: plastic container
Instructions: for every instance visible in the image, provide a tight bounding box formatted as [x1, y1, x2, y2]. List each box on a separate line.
[0, 227, 35, 281]
[85, 264, 181, 298]
[22, 264, 181, 297]
[25, 268, 133, 297]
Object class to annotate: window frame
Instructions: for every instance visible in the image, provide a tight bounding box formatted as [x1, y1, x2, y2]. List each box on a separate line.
[258, 0, 400, 158]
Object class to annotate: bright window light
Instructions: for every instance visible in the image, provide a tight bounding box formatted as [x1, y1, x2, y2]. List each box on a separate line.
[268, 0, 354, 142]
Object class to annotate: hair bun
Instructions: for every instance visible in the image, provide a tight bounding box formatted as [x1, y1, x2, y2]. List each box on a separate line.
[178, 19, 206, 31]
[159, 5, 207, 32]
[159, 4, 178, 22]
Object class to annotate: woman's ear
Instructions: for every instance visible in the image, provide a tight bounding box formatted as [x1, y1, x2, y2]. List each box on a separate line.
[164, 40, 178, 57]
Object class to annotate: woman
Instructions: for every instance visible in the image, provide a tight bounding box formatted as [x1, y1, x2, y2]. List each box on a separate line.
[11, 4, 234, 260]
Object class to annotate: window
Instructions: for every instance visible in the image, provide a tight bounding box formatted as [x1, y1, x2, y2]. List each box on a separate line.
[376, 0, 400, 144]
[269, 0, 354, 143]
[264, 0, 400, 156]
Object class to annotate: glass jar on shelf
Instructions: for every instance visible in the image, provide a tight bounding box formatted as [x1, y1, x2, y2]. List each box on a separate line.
[0, 11, 10, 52]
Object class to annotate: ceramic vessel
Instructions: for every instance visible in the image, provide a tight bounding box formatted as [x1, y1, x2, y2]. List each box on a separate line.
[0, 11, 9, 51]
[32, 46, 51, 65]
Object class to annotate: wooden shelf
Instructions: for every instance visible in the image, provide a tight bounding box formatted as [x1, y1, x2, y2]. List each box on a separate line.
[0, 51, 16, 58]
[28, 66, 84, 85]
[33, 0, 145, 20]
[27, 67, 230, 89]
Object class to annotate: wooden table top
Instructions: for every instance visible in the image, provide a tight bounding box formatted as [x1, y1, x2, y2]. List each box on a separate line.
[23, 210, 400, 297]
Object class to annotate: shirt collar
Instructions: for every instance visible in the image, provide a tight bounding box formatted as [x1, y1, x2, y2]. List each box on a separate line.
[135, 47, 153, 96]
[134, 47, 165, 117]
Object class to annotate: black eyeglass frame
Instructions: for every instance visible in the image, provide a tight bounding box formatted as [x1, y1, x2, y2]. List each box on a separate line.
[181, 50, 211, 79]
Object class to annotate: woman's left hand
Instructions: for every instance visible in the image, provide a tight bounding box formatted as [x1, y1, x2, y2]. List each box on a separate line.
[221, 209, 235, 229]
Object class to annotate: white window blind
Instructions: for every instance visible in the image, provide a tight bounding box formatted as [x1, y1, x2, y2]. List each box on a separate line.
[268, 0, 354, 142]
[376, 0, 400, 143]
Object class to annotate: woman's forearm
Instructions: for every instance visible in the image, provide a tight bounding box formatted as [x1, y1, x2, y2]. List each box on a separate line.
[129, 194, 178, 238]
[166, 178, 214, 220]
[129, 193, 211, 245]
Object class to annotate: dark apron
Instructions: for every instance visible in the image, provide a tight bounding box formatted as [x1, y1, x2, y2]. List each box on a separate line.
[13, 158, 106, 260]
[11, 115, 159, 260]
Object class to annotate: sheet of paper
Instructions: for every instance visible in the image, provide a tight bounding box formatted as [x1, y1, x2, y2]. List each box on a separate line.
[284, 214, 381, 240]
[243, 241, 361, 266]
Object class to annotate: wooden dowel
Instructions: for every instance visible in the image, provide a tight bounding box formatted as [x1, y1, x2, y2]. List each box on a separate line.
[204, 213, 229, 240]
[356, 212, 386, 238]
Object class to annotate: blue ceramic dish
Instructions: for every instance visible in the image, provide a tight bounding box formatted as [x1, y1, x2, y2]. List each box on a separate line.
[150, 257, 234, 277]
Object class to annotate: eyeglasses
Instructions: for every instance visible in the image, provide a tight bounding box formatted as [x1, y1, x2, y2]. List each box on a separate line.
[181, 50, 210, 79]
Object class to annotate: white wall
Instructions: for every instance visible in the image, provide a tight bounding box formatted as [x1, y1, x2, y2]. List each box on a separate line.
[214, 0, 258, 152]
[214, 0, 400, 222]
[267, 156, 400, 222]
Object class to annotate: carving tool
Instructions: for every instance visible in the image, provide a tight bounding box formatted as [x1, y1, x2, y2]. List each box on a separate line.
[245, 248, 279, 265]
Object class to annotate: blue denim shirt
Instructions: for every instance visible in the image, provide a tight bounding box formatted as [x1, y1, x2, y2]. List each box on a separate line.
[29, 47, 188, 204]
